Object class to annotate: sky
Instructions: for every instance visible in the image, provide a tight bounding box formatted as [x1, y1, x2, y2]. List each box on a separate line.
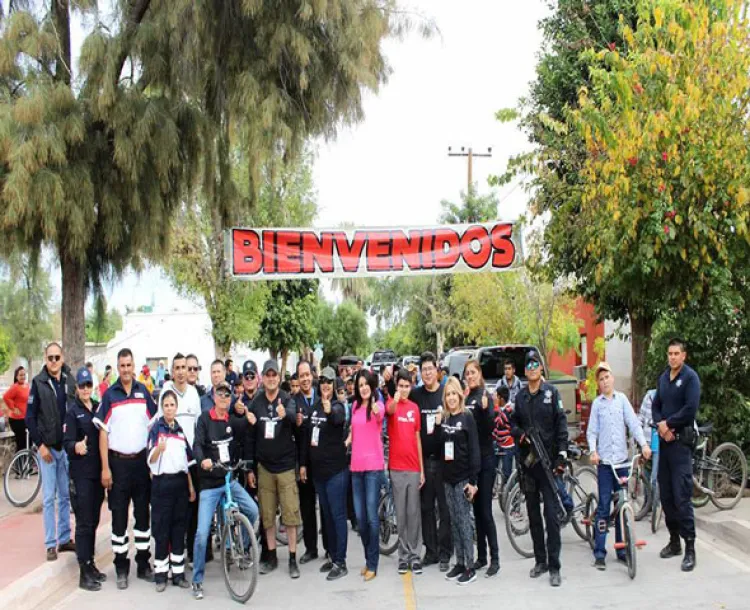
[63, 1, 551, 313]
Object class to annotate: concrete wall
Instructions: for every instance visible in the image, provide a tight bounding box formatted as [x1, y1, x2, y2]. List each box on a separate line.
[604, 319, 633, 398]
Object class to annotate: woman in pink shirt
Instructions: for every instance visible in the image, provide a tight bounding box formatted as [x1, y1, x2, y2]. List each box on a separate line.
[346, 369, 384, 581]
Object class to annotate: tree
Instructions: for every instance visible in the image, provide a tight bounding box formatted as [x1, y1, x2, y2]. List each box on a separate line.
[167, 149, 317, 357]
[0, 325, 11, 375]
[0, 0, 403, 368]
[85, 296, 123, 345]
[439, 187, 498, 224]
[254, 280, 319, 373]
[0, 253, 54, 376]
[313, 300, 370, 365]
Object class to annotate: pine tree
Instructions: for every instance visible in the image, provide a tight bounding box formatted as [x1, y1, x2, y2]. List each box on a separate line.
[0, 0, 406, 367]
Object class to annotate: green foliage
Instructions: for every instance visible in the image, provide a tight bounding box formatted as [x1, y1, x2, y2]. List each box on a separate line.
[439, 188, 498, 224]
[0, 252, 54, 374]
[254, 280, 319, 359]
[85, 296, 123, 344]
[0, 325, 11, 374]
[313, 300, 370, 365]
[370, 310, 432, 357]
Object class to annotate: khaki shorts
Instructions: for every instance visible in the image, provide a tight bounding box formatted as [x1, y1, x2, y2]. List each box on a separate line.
[258, 464, 301, 528]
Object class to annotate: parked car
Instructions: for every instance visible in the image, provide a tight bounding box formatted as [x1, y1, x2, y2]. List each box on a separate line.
[365, 350, 399, 373]
[469, 345, 583, 444]
[400, 355, 420, 368]
[443, 349, 475, 381]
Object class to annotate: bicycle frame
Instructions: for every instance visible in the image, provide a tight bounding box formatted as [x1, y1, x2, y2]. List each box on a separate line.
[602, 455, 647, 551]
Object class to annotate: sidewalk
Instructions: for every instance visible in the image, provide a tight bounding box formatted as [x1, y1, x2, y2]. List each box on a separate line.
[0, 499, 111, 610]
[695, 497, 750, 555]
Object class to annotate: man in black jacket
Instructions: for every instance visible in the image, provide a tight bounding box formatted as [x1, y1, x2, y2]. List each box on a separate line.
[246, 360, 301, 578]
[510, 350, 568, 587]
[26, 342, 77, 561]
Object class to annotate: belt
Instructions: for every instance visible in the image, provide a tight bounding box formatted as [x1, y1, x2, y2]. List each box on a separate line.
[154, 472, 187, 480]
[109, 449, 146, 460]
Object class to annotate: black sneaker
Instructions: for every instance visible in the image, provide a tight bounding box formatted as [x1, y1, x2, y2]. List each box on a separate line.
[260, 557, 278, 575]
[137, 566, 155, 582]
[550, 570, 562, 587]
[410, 560, 423, 575]
[439, 560, 450, 572]
[320, 559, 334, 573]
[90, 563, 107, 582]
[471, 559, 487, 571]
[594, 558, 606, 571]
[326, 563, 348, 581]
[457, 569, 477, 586]
[116, 573, 128, 590]
[289, 558, 300, 579]
[421, 555, 439, 567]
[192, 582, 204, 600]
[529, 563, 548, 578]
[445, 564, 464, 581]
[300, 550, 318, 565]
[485, 563, 500, 578]
[398, 562, 409, 574]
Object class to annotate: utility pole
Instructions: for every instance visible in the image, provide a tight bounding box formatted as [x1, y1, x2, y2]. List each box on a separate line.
[447, 146, 492, 192]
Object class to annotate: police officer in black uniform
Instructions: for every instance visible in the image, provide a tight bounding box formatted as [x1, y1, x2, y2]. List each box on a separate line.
[510, 350, 568, 587]
[64, 367, 106, 591]
[652, 337, 700, 572]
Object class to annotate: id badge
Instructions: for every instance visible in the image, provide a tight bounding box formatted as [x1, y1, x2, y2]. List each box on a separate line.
[426, 415, 436, 435]
[265, 421, 276, 440]
[218, 441, 230, 464]
[311, 427, 320, 447]
[444, 441, 454, 461]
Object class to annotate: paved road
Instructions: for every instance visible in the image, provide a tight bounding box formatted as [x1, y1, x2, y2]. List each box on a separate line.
[46, 512, 750, 610]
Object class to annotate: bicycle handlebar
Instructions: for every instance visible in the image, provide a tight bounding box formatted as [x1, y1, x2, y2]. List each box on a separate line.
[601, 453, 643, 481]
[210, 460, 253, 472]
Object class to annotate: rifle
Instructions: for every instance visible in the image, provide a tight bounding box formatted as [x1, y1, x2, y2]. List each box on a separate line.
[524, 426, 567, 523]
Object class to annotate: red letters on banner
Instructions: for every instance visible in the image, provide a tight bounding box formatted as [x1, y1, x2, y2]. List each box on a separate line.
[231, 223, 517, 279]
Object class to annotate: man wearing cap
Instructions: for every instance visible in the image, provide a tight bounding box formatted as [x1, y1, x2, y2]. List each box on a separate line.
[138, 365, 156, 395]
[510, 350, 568, 587]
[246, 360, 302, 578]
[191, 380, 258, 600]
[652, 338, 701, 572]
[26, 342, 77, 561]
[294, 360, 324, 564]
[587, 362, 651, 571]
[95, 348, 158, 589]
[158, 353, 202, 566]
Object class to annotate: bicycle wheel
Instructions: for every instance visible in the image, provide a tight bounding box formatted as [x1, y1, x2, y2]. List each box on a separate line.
[499, 469, 518, 514]
[569, 473, 597, 542]
[3, 450, 42, 508]
[628, 466, 651, 522]
[584, 494, 597, 551]
[623, 509, 637, 580]
[378, 492, 398, 556]
[492, 467, 503, 501]
[707, 442, 748, 510]
[650, 493, 663, 534]
[504, 483, 534, 559]
[221, 511, 259, 604]
[276, 513, 303, 547]
[692, 459, 711, 508]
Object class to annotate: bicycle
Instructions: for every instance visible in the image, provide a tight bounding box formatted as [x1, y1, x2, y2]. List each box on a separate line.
[504, 444, 598, 559]
[690, 423, 747, 510]
[3, 430, 42, 508]
[378, 476, 398, 555]
[584, 454, 647, 580]
[211, 460, 260, 604]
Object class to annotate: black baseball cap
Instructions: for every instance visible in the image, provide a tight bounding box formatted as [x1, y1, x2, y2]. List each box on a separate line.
[262, 359, 279, 375]
[242, 360, 258, 376]
[525, 350, 542, 367]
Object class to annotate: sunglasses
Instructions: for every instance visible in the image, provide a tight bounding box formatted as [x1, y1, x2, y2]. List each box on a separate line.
[188, 366, 200, 372]
[244, 372, 257, 380]
[216, 390, 232, 398]
[78, 382, 93, 389]
[47, 354, 62, 362]
[526, 361, 541, 371]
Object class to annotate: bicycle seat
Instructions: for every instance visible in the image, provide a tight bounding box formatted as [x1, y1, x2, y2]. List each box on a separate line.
[697, 423, 713, 435]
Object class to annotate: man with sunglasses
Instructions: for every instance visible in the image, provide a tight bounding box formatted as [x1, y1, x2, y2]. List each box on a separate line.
[158, 353, 203, 566]
[186, 354, 207, 397]
[95, 348, 159, 589]
[510, 350, 568, 587]
[26, 342, 77, 561]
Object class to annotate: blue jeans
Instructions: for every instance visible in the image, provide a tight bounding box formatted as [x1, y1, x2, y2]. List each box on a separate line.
[594, 465, 627, 560]
[40, 448, 71, 549]
[500, 447, 516, 482]
[192, 480, 259, 584]
[556, 476, 574, 512]
[351, 470, 382, 572]
[314, 469, 350, 567]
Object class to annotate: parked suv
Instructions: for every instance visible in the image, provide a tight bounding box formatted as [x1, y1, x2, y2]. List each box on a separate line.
[365, 350, 399, 372]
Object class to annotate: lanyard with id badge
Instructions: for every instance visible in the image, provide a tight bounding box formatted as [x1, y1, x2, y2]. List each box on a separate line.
[216, 439, 231, 464]
[311, 426, 320, 447]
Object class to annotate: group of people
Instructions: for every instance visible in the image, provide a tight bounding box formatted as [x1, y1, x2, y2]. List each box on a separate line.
[15, 335, 700, 601]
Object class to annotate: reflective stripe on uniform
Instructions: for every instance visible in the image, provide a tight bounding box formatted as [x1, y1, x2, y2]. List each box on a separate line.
[154, 557, 170, 573]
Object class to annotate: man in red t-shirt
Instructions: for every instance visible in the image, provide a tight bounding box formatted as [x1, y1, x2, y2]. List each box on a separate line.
[386, 369, 425, 575]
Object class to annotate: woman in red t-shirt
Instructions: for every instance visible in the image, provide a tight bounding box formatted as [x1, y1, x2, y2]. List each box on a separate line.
[385, 368, 424, 575]
[2, 366, 30, 451]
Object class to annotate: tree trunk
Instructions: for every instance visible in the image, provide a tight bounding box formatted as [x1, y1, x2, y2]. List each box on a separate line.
[61, 253, 87, 370]
[213, 337, 226, 361]
[436, 330, 444, 358]
[281, 349, 289, 377]
[630, 312, 654, 408]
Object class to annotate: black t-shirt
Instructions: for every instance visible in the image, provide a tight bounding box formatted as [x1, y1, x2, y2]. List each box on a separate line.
[247, 390, 297, 473]
[302, 399, 347, 480]
[465, 386, 496, 459]
[438, 411, 481, 486]
[409, 384, 445, 459]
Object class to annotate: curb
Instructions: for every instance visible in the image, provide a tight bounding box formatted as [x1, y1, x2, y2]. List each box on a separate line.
[695, 514, 750, 556]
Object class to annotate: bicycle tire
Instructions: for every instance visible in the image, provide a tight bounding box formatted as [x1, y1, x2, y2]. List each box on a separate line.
[378, 492, 398, 556]
[221, 511, 259, 604]
[584, 494, 597, 551]
[623, 509, 637, 580]
[500, 469, 518, 515]
[629, 467, 651, 522]
[569, 471, 597, 542]
[504, 483, 534, 559]
[3, 449, 42, 508]
[275, 514, 303, 547]
[650, 495, 663, 534]
[708, 442, 748, 510]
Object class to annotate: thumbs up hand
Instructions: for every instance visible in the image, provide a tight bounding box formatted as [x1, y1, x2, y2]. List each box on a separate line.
[276, 400, 285, 419]
[75, 436, 88, 455]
